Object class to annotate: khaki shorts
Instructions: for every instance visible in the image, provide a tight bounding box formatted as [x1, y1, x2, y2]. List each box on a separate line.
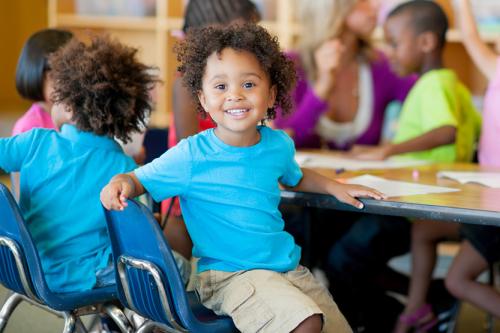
[195, 265, 352, 333]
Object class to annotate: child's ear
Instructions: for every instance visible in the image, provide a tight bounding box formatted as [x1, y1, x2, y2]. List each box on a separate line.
[418, 31, 438, 53]
[198, 91, 208, 111]
[268, 85, 277, 109]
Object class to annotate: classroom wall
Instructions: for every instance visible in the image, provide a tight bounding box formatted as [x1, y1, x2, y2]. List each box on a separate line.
[0, 0, 48, 113]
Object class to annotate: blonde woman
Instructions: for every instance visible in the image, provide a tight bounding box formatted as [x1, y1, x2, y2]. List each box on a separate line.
[275, 0, 416, 149]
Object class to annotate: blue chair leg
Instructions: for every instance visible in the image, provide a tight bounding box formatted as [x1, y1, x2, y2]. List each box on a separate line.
[61, 311, 77, 333]
[102, 304, 134, 333]
[0, 292, 23, 332]
[136, 320, 175, 333]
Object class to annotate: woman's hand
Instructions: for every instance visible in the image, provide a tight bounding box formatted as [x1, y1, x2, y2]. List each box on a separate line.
[329, 183, 386, 209]
[313, 39, 345, 99]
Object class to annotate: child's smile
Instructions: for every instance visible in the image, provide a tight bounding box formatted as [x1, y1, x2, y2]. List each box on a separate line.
[198, 47, 276, 147]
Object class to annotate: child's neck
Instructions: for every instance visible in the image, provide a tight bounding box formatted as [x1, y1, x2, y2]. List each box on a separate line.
[214, 127, 261, 147]
[37, 101, 51, 113]
[419, 54, 443, 75]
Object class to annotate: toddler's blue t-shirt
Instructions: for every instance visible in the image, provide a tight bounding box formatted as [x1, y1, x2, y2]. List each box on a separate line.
[135, 126, 303, 273]
[0, 125, 136, 292]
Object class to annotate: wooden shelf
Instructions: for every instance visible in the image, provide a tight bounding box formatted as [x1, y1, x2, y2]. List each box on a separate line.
[55, 14, 158, 30]
[372, 27, 499, 43]
[48, 0, 296, 127]
[446, 29, 500, 43]
[48, 0, 495, 126]
[54, 14, 187, 32]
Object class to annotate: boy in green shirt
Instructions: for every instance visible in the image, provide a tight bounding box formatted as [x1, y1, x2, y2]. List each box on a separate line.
[350, 0, 481, 162]
[349, 2, 483, 332]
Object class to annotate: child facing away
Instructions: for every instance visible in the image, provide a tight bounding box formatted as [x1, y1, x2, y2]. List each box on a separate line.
[100, 24, 386, 333]
[9, 29, 73, 199]
[349, 0, 481, 162]
[0, 35, 165, 293]
[392, 1, 500, 332]
[12, 28, 73, 135]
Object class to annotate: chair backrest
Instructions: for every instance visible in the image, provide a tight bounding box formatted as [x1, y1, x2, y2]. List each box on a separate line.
[104, 199, 199, 331]
[0, 183, 42, 301]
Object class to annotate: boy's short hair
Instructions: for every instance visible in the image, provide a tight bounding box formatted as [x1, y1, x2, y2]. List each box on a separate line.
[182, 0, 260, 33]
[175, 24, 297, 119]
[49, 35, 158, 143]
[16, 29, 73, 101]
[387, 0, 448, 49]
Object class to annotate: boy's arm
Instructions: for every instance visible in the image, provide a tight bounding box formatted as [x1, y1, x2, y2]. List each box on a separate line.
[284, 168, 385, 209]
[100, 172, 145, 211]
[350, 125, 456, 160]
[455, 0, 497, 80]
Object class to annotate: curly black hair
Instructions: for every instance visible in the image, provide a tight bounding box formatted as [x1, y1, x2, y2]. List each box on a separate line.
[48, 35, 158, 143]
[175, 23, 296, 120]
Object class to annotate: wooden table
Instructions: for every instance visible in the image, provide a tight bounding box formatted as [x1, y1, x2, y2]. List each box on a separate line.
[281, 160, 500, 226]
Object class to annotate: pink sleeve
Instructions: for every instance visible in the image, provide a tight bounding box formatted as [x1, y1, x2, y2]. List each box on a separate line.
[11, 104, 55, 136]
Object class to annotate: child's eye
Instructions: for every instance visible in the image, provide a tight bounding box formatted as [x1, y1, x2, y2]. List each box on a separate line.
[214, 84, 226, 90]
[243, 82, 255, 89]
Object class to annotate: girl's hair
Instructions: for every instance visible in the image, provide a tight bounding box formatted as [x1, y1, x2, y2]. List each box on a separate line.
[295, 0, 374, 81]
[175, 24, 297, 120]
[49, 35, 159, 143]
[15, 29, 73, 101]
[182, 0, 260, 33]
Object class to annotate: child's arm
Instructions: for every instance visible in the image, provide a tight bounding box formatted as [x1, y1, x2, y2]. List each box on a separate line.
[285, 168, 386, 209]
[349, 125, 456, 160]
[455, 0, 497, 80]
[100, 172, 145, 211]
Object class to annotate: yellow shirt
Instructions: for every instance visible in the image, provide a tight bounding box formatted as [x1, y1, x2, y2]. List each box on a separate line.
[393, 69, 481, 162]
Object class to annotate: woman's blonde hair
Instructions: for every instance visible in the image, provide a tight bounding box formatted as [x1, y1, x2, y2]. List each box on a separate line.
[295, 0, 374, 81]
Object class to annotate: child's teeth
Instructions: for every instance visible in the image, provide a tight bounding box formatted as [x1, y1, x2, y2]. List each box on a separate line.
[227, 109, 246, 114]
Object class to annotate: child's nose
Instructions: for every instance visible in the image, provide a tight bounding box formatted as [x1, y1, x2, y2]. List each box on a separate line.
[226, 88, 244, 101]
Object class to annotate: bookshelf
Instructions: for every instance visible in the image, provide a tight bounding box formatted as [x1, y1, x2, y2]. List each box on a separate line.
[48, 0, 499, 126]
[47, 0, 295, 127]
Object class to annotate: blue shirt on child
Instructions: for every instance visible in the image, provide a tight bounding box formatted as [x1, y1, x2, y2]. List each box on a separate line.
[135, 126, 303, 273]
[0, 124, 136, 292]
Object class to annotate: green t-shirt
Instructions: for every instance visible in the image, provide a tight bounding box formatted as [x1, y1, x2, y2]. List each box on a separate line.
[393, 69, 481, 162]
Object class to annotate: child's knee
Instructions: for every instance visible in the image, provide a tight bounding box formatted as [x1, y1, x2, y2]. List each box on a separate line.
[292, 314, 322, 333]
[444, 273, 465, 299]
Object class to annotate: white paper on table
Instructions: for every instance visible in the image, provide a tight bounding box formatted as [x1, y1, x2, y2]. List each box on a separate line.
[346, 175, 460, 198]
[295, 152, 429, 170]
[437, 171, 500, 188]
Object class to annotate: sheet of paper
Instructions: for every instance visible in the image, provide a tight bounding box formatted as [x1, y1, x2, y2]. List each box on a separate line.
[437, 171, 500, 188]
[346, 175, 460, 198]
[295, 152, 429, 170]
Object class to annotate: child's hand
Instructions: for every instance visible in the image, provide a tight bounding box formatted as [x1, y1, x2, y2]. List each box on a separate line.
[330, 183, 386, 209]
[100, 178, 134, 211]
[348, 144, 392, 160]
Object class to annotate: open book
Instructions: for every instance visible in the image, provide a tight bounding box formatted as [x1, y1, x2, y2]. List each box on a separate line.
[437, 171, 500, 188]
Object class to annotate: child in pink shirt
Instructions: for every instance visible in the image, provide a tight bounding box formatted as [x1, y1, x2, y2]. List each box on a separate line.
[478, 58, 500, 166]
[12, 29, 73, 135]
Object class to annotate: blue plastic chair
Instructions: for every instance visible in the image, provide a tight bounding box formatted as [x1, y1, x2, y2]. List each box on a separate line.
[104, 199, 237, 333]
[0, 183, 132, 333]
